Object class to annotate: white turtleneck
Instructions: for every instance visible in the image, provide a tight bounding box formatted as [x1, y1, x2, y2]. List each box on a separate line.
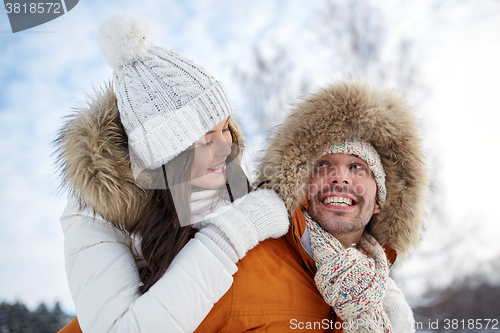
[190, 188, 230, 228]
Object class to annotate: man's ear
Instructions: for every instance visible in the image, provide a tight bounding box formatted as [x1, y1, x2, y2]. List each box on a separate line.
[373, 202, 380, 214]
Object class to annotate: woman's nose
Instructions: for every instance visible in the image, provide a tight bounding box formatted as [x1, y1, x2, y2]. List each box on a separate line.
[211, 134, 232, 157]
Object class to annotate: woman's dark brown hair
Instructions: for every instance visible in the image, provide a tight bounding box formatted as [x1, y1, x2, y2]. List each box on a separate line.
[132, 118, 248, 293]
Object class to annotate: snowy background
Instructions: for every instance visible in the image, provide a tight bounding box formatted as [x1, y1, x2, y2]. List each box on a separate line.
[1, 0, 500, 317]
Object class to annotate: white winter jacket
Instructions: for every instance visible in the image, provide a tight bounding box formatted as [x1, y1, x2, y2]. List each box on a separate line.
[54, 85, 248, 333]
[61, 197, 237, 333]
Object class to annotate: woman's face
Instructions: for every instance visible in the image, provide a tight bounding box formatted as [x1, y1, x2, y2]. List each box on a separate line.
[190, 117, 232, 189]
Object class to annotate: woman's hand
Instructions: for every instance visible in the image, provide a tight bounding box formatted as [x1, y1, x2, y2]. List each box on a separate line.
[202, 189, 290, 259]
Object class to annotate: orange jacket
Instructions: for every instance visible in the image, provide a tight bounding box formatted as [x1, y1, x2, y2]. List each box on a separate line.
[194, 202, 339, 333]
[194, 200, 396, 333]
[59, 202, 396, 333]
[57, 317, 80, 333]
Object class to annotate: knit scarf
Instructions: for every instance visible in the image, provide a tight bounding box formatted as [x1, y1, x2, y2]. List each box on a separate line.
[304, 212, 392, 332]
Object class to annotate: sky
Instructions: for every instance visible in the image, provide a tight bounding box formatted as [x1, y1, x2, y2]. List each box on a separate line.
[1, 0, 499, 314]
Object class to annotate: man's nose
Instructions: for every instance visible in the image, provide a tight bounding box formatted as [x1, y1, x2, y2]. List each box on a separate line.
[328, 166, 350, 185]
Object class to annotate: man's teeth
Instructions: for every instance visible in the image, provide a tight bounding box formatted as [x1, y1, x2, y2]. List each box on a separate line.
[323, 196, 353, 206]
[211, 162, 224, 170]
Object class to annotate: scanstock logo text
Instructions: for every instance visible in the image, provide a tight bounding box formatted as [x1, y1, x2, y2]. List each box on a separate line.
[4, 0, 79, 33]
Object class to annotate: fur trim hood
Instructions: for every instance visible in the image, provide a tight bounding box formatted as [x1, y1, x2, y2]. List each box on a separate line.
[256, 81, 427, 256]
[54, 84, 244, 230]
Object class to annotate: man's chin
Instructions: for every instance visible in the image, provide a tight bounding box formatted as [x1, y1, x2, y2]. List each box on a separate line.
[309, 202, 356, 221]
[308, 207, 361, 235]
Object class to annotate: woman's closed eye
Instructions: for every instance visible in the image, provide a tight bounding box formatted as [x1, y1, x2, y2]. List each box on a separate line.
[198, 140, 213, 147]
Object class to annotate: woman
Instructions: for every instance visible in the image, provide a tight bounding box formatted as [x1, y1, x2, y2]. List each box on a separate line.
[56, 13, 289, 333]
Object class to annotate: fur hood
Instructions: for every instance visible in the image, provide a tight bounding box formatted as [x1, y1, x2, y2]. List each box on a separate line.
[54, 84, 244, 230]
[256, 81, 427, 256]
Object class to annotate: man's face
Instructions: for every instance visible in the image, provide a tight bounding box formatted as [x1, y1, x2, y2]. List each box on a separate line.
[307, 153, 380, 237]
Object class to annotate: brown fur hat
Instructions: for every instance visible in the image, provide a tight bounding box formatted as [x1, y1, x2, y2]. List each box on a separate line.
[54, 84, 244, 230]
[256, 80, 428, 256]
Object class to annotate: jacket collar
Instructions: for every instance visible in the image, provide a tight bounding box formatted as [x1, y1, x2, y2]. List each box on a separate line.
[285, 199, 317, 277]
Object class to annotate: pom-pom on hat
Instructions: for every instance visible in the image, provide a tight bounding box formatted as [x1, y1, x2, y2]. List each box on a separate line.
[97, 12, 233, 171]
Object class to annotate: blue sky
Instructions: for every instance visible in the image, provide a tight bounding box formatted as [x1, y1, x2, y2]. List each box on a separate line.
[1, 0, 500, 313]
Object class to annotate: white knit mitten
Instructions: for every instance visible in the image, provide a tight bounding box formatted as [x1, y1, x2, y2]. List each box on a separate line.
[382, 277, 415, 332]
[204, 189, 289, 259]
[198, 224, 239, 263]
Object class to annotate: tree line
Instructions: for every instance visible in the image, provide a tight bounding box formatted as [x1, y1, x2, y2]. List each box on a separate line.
[0, 301, 72, 333]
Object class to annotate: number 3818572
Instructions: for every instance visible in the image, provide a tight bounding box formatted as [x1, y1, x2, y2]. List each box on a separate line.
[5, 3, 61, 14]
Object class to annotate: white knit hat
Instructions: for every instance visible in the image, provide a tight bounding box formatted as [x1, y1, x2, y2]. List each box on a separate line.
[321, 138, 387, 205]
[97, 12, 233, 170]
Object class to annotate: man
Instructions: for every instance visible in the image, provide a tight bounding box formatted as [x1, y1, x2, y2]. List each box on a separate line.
[196, 80, 427, 332]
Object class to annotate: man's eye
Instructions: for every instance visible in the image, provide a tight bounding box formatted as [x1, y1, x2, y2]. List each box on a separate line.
[350, 164, 366, 170]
